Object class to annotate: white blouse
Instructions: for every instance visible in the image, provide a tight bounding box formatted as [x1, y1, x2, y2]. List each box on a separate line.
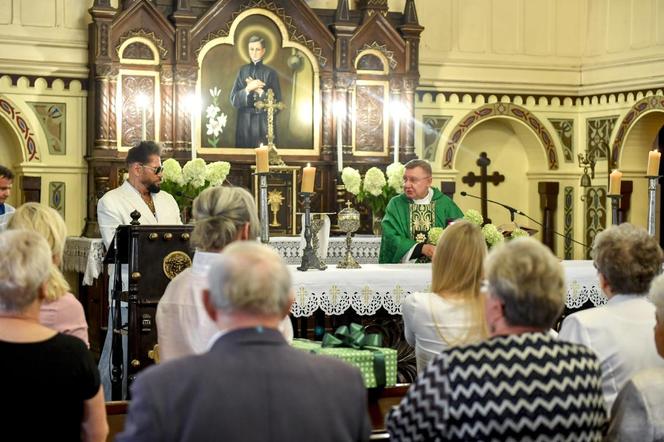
[402, 291, 484, 372]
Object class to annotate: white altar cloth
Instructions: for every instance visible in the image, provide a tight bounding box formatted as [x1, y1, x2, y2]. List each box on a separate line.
[289, 260, 605, 317]
[63, 236, 105, 285]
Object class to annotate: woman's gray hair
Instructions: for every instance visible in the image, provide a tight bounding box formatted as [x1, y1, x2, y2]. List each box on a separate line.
[207, 242, 292, 316]
[190, 186, 260, 252]
[0, 230, 52, 312]
[649, 273, 664, 319]
[592, 223, 663, 295]
[485, 237, 565, 329]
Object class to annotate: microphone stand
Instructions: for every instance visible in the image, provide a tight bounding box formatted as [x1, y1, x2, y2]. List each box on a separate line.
[460, 192, 589, 249]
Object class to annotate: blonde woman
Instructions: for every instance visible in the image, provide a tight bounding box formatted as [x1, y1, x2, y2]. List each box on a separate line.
[0, 230, 107, 442]
[157, 186, 293, 362]
[8, 203, 89, 346]
[402, 220, 488, 371]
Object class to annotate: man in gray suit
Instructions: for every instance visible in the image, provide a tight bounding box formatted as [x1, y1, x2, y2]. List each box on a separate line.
[118, 242, 371, 442]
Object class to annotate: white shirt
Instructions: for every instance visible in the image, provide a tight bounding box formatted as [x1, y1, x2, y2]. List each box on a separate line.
[558, 294, 664, 412]
[0, 203, 14, 232]
[402, 291, 484, 372]
[156, 251, 293, 363]
[97, 180, 182, 249]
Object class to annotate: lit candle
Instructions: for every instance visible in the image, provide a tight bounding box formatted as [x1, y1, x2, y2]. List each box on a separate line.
[255, 144, 269, 173]
[302, 163, 316, 193]
[647, 150, 661, 177]
[334, 101, 344, 173]
[609, 169, 623, 195]
[393, 114, 400, 164]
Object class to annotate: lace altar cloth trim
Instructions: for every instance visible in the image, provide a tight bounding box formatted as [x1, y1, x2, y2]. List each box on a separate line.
[63, 237, 105, 286]
[289, 261, 606, 317]
[269, 235, 381, 265]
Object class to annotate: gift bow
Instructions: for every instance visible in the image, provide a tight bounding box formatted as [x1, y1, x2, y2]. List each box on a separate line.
[321, 323, 382, 349]
[321, 323, 386, 387]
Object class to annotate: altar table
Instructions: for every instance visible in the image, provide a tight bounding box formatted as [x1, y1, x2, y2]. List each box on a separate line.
[289, 261, 605, 317]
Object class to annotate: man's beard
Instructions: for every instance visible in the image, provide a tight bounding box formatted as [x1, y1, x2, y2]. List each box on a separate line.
[148, 183, 161, 194]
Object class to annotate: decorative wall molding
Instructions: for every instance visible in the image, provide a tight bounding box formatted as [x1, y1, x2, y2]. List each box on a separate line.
[416, 87, 664, 109]
[443, 103, 558, 170]
[549, 119, 574, 163]
[0, 96, 40, 161]
[611, 96, 664, 168]
[0, 74, 87, 91]
[563, 186, 574, 260]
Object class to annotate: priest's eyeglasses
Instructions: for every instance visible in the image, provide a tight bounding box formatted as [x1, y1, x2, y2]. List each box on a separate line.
[141, 164, 163, 175]
[403, 175, 431, 184]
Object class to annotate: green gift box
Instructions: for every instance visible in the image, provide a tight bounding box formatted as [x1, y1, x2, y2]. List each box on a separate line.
[291, 332, 398, 388]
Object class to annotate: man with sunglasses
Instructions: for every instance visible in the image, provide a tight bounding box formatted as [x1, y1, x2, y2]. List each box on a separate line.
[96, 141, 182, 400]
[97, 141, 182, 249]
[379, 159, 463, 263]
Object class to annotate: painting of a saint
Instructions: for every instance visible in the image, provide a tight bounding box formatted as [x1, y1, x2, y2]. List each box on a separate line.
[229, 35, 282, 148]
[199, 13, 318, 154]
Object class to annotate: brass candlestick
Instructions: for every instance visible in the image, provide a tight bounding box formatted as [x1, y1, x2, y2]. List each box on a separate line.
[337, 201, 361, 269]
[297, 192, 326, 271]
[647, 176, 661, 236]
[608, 194, 622, 226]
[255, 172, 270, 243]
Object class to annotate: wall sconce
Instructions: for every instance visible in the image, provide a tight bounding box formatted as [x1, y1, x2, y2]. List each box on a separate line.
[578, 151, 596, 188]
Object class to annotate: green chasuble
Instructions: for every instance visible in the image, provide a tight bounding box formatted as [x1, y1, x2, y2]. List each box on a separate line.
[379, 188, 464, 263]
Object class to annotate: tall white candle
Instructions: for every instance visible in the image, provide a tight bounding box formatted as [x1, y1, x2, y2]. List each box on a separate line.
[141, 107, 147, 141]
[393, 114, 400, 164]
[335, 101, 344, 173]
[190, 108, 196, 160]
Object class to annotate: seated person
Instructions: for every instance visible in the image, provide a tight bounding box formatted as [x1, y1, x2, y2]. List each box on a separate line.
[0, 230, 107, 441]
[387, 238, 607, 440]
[379, 159, 463, 263]
[606, 272, 664, 440]
[0, 164, 14, 231]
[559, 223, 664, 411]
[119, 242, 371, 441]
[8, 203, 89, 345]
[402, 220, 488, 372]
[157, 186, 293, 362]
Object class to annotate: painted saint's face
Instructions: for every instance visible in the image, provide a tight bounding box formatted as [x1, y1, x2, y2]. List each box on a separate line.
[248, 41, 266, 63]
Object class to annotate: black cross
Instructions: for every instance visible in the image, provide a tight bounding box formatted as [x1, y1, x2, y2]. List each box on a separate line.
[461, 152, 505, 223]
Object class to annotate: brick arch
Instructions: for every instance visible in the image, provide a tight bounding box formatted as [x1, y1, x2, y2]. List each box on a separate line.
[611, 96, 664, 169]
[442, 103, 558, 170]
[0, 95, 40, 162]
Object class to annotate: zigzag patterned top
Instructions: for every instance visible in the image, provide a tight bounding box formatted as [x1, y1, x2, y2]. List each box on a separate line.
[387, 332, 607, 441]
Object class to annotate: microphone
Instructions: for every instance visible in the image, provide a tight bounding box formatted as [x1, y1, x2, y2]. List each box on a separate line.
[459, 191, 589, 249]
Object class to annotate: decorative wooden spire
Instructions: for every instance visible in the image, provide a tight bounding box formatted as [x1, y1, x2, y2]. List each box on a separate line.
[403, 0, 419, 25]
[335, 0, 350, 22]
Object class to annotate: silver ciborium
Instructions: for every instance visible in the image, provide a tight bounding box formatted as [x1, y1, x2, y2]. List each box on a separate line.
[336, 201, 361, 269]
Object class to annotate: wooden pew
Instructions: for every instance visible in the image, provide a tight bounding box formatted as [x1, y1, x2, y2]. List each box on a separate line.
[104, 384, 410, 441]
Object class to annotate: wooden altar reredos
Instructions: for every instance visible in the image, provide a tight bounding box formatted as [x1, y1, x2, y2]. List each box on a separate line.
[87, 0, 423, 227]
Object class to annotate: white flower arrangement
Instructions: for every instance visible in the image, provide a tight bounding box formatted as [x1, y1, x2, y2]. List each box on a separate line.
[364, 167, 387, 196]
[206, 87, 228, 147]
[482, 223, 504, 247]
[463, 209, 484, 226]
[341, 167, 362, 195]
[160, 158, 231, 215]
[340, 163, 403, 217]
[386, 162, 405, 193]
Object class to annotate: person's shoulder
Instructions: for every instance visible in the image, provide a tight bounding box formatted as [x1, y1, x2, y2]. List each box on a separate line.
[98, 183, 126, 202]
[49, 332, 89, 353]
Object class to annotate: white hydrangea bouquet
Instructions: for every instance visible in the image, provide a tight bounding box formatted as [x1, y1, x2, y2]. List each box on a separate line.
[341, 162, 405, 217]
[463, 209, 529, 247]
[160, 158, 230, 218]
[206, 87, 228, 147]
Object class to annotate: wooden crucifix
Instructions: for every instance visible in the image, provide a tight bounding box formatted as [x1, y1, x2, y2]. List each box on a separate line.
[461, 152, 505, 223]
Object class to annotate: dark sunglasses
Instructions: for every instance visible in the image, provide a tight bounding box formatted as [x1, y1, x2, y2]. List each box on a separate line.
[141, 164, 163, 174]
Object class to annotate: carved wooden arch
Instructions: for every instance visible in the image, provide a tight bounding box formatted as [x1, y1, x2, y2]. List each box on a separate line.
[191, 0, 335, 71]
[611, 95, 664, 169]
[0, 96, 40, 162]
[117, 33, 165, 64]
[108, 1, 175, 64]
[442, 103, 559, 170]
[349, 13, 406, 74]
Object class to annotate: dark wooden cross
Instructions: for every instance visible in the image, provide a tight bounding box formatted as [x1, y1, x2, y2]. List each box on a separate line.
[461, 152, 505, 223]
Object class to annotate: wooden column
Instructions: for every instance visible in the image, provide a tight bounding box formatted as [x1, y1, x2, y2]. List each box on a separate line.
[538, 182, 559, 252]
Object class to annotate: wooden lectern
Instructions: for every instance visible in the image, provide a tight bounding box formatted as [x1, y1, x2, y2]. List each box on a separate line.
[106, 215, 194, 398]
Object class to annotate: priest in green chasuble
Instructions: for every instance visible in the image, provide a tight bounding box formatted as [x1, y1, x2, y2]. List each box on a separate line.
[379, 159, 463, 263]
